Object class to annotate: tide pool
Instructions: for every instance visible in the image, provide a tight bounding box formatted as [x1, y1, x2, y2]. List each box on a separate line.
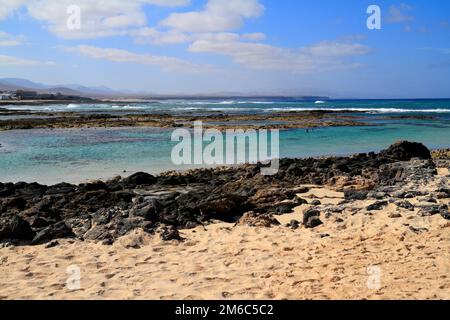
[1, 118, 449, 184]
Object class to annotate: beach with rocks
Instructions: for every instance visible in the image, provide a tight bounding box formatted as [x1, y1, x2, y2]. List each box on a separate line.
[1, 141, 449, 299]
[2, 1, 450, 304]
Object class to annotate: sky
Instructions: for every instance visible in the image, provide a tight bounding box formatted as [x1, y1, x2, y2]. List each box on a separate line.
[0, 0, 449, 98]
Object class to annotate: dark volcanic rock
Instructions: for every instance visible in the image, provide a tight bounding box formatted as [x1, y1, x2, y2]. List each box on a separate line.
[418, 204, 449, 217]
[238, 212, 281, 227]
[0, 215, 35, 241]
[409, 226, 429, 234]
[122, 172, 156, 186]
[305, 216, 323, 229]
[366, 201, 388, 211]
[344, 189, 369, 201]
[303, 208, 323, 229]
[31, 222, 76, 245]
[79, 180, 109, 191]
[44, 183, 75, 195]
[28, 216, 52, 228]
[379, 141, 431, 161]
[287, 219, 300, 230]
[0, 141, 440, 246]
[274, 203, 297, 214]
[45, 240, 59, 248]
[198, 194, 249, 222]
[160, 226, 182, 241]
[130, 199, 160, 222]
[395, 200, 415, 211]
[293, 196, 308, 205]
[4, 197, 27, 210]
[376, 160, 436, 186]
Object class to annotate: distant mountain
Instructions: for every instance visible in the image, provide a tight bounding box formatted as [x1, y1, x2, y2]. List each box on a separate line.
[63, 84, 118, 95]
[0, 78, 49, 89]
[0, 78, 120, 97]
[0, 78, 330, 100]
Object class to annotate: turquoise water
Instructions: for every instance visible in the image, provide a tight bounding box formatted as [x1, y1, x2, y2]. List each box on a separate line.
[1, 99, 450, 184]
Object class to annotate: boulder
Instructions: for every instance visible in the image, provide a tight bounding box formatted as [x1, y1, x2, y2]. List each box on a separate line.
[395, 200, 414, 211]
[287, 219, 300, 230]
[160, 226, 182, 241]
[303, 208, 323, 229]
[237, 212, 280, 228]
[344, 189, 369, 201]
[79, 180, 109, 191]
[122, 172, 156, 186]
[366, 201, 388, 211]
[274, 203, 297, 214]
[31, 222, 76, 245]
[379, 141, 431, 161]
[199, 194, 248, 222]
[0, 215, 35, 241]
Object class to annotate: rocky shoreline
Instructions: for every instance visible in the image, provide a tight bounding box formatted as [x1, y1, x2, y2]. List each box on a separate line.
[1, 141, 449, 247]
[0, 109, 371, 131]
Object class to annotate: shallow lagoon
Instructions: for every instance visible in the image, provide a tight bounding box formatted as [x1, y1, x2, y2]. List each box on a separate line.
[1, 118, 450, 184]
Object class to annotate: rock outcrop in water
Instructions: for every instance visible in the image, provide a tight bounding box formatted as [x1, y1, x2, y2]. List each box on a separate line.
[0, 141, 449, 246]
[0, 109, 371, 131]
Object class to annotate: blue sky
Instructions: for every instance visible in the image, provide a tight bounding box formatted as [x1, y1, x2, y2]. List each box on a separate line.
[0, 0, 449, 98]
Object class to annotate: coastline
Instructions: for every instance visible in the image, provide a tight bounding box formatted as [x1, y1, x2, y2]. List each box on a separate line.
[0, 141, 449, 299]
[1, 102, 450, 299]
[1, 140, 448, 244]
[0, 99, 99, 106]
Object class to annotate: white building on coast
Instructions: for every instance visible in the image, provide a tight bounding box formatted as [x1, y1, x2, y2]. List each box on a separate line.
[0, 93, 15, 100]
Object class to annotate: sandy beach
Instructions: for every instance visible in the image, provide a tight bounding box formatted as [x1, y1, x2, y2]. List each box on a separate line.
[1, 172, 449, 300]
[2, 0, 450, 305]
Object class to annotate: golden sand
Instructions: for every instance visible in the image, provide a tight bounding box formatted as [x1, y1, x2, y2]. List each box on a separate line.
[1, 183, 449, 300]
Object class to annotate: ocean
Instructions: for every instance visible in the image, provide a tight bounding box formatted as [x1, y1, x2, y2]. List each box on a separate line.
[1, 99, 450, 184]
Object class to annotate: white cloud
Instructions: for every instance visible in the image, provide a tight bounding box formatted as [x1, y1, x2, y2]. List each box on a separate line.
[64, 44, 213, 73]
[189, 38, 371, 73]
[161, 0, 264, 33]
[0, 0, 191, 39]
[0, 0, 27, 19]
[241, 32, 266, 41]
[0, 54, 53, 66]
[387, 4, 414, 23]
[133, 29, 265, 45]
[300, 40, 371, 57]
[0, 31, 25, 46]
[1, 0, 371, 75]
[131, 27, 191, 44]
